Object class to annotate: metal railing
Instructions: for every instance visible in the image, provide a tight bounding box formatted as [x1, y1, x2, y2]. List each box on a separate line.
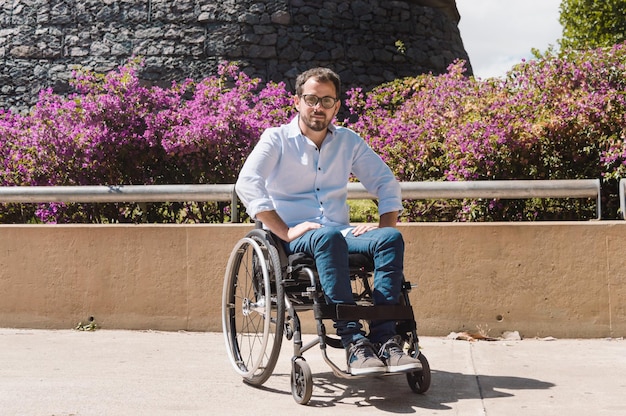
[357, 179, 602, 219]
[0, 179, 603, 221]
[603, 179, 626, 220]
[0, 184, 240, 221]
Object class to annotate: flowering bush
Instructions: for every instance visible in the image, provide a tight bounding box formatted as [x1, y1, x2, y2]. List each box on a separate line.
[1, 42, 625, 223]
[0, 60, 293, 223]
[345, 42, 626, 220]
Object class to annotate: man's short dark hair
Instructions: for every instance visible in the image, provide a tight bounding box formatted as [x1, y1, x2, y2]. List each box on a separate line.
[295, 67, 342, 98]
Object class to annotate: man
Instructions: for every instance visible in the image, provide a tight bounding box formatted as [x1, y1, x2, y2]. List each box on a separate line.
[235, 67, 421, 376]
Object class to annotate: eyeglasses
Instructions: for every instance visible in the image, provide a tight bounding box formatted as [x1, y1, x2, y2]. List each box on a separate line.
[300, 94, 339, 109]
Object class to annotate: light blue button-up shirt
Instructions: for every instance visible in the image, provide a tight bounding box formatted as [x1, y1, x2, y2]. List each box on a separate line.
[235, 116, 402, 228]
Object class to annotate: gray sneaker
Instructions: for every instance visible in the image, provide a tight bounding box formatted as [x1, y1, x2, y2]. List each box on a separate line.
[378, 336, 423, 373]
[346, 340, 386, 376]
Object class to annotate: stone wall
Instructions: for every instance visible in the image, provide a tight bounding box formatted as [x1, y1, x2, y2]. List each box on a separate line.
[0, 0, 471, 113]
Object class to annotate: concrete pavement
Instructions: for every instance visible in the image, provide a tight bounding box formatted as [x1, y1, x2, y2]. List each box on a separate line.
[0, 328, 624, 415]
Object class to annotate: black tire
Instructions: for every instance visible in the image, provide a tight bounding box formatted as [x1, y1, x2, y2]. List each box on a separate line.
[291, 358, 313, 405]
[406, 352, 431, 394]
[222, 230, 285, 386]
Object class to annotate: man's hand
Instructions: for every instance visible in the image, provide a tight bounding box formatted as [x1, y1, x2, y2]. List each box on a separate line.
[350, 211, 400, 237]
[255, 210, 321, 242]
[286, 221, 322, 242]
[350, 223, 378, 237]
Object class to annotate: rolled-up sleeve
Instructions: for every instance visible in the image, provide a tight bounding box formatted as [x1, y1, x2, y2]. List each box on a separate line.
[350, 138, 403, 216]
[235, 132, 280, 219]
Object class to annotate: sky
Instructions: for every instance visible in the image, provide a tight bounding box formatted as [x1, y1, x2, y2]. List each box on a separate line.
[456, 0, 563, 79]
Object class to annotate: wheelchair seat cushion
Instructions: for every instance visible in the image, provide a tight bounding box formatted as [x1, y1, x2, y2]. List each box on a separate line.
[287, 252, 315, 270]
[348, 253, 374, 272]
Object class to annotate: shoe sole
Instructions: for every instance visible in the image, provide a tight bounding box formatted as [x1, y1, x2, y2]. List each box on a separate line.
[386, 363, 423, 373]
[349, 367, 387, 376]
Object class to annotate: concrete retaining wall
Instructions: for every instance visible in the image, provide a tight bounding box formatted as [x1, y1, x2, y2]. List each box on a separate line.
[1, 222, 624, 338]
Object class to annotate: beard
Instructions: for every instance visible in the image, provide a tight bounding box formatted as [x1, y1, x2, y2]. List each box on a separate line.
[300, 110, 331, 132]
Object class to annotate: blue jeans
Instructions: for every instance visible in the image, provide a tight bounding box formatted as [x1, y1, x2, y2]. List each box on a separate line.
[286, 226, 404, 347]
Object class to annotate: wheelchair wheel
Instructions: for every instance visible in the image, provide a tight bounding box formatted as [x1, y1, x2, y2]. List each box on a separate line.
[406, 352, 431, 393]
[291, 358, 313, 405]
[222, 230, 285, 386]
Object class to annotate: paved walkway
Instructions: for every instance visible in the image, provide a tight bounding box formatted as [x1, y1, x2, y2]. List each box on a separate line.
[0, 328, 624, 415]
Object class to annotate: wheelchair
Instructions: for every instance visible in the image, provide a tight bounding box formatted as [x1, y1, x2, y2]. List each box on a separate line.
[221, 226, 431, 405]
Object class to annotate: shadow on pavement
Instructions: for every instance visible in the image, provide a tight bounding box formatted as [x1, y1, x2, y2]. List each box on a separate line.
[249, 369, 555, 411]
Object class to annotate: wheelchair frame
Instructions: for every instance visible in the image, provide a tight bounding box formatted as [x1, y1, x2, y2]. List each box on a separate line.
[222, 227, 431, 405]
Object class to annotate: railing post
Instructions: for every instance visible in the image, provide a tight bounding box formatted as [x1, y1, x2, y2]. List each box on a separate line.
[231, 187, 239, 223]
[595, 178, 602, 220]
[619, 178, 626, 220]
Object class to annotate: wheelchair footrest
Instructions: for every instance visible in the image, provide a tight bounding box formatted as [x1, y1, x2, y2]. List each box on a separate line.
[314, 303, 414, 321]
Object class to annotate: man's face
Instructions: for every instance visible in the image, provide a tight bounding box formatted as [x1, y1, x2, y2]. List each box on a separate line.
[295, 78, 340, 133]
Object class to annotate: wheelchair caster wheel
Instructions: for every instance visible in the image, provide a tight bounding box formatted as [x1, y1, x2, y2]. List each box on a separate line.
[291, 358, 313, 405]
[406, 352, 431, 394]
